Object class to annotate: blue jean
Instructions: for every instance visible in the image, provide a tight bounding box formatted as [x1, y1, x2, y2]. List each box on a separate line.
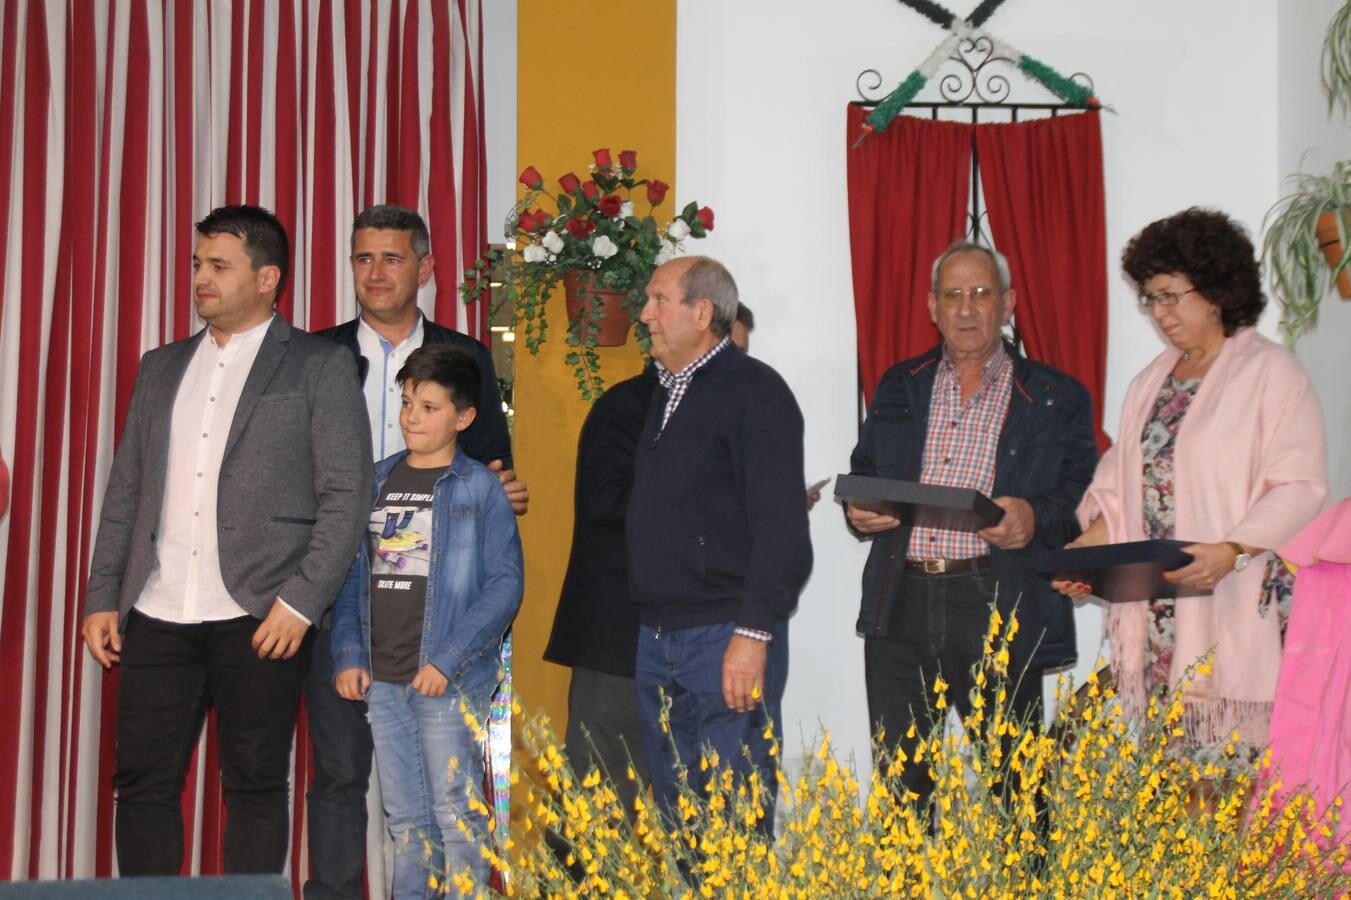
[367, 682, 492, 899]
[635, 620, 788, 836]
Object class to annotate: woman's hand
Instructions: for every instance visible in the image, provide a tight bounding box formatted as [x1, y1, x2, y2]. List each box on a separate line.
[1050, 517, 1109, 600]
[1162, 542, 1244, 591]
[1050, 577, 1095, 600]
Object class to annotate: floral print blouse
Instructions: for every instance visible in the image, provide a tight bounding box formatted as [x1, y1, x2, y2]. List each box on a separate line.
[1140, 374, 1200, 692]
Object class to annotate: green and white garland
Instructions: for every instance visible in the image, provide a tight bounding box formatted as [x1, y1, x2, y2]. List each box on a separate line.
[859, 19, 1103, 141]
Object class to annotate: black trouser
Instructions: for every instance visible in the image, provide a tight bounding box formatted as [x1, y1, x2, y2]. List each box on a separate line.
[864, 569, 1043, 817]
[301, 628, 374, 900]
[564, 666, 650, 815]
[113, 610, 311, 876]
[548, 666, 651, 880]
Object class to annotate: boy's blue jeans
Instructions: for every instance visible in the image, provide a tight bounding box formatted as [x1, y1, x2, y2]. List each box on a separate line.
[367, 682, 493, 899]
[635, 619, 788, 836]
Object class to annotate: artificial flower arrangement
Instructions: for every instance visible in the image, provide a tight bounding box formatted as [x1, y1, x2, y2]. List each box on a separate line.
[460, 149, 714, 402]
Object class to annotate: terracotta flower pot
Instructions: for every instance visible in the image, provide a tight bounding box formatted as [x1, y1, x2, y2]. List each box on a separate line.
[562, 270, 634, 346]
[1314, 210, 1351, 299]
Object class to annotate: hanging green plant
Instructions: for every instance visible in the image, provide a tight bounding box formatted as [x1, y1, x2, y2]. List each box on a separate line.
[1261, 161, 1351, 346]
[1322, 0, 1351, 120]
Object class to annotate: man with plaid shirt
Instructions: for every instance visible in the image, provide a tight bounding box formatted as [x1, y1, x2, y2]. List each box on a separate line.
[627, 256, 811, 835]
[847, 242, 1098, 813]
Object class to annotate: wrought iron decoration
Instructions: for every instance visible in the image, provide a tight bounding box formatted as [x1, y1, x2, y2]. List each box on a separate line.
[856, 0, 1104, 142]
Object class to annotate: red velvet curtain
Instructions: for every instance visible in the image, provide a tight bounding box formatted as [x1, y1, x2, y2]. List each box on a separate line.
[846, 106, 972, 403]
[976, 111, 1110, 450]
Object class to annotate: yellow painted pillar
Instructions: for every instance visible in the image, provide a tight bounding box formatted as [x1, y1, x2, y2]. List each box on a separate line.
[513, 1, 676, 734]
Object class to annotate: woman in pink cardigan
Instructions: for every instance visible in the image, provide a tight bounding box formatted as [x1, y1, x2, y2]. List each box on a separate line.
[1056, 209, 1326, 765]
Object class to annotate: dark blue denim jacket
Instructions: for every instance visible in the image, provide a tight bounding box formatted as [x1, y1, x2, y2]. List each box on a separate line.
[331, 448, 524, 692]
[850, 343, 1099, 671]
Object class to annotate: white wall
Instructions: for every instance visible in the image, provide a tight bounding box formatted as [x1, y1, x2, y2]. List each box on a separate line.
[1280, 0, 1351, 500]
[483, 0, 517, 244]
[674, 0, 1305, 781]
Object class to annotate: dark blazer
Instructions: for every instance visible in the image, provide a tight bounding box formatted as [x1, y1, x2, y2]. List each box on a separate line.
[544, 368, 657, 677]
[318, 315, 512, 468]
[849, 342, 1098, 672]
[85, 316, 374, 627]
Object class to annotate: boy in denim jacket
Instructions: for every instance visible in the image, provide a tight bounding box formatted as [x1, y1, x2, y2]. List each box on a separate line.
[332, 345, 523, 897]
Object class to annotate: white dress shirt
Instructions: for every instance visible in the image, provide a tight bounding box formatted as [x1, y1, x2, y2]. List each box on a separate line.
[358, 314, 425, 461]
[135, 317, 272, 623]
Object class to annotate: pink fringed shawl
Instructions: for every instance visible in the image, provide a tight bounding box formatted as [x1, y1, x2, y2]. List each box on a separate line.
[1078, 328, 1327, 746]
[1267, 500, 1351, 848]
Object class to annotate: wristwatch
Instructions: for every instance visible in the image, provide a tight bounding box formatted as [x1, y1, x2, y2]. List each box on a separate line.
[1226, 541, 1252, 572]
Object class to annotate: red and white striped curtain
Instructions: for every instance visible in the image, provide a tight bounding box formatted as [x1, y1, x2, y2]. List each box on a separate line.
[0, 0, 487, 887]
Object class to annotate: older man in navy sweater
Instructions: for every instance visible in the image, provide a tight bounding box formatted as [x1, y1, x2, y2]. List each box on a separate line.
[626, 256, 812, 833]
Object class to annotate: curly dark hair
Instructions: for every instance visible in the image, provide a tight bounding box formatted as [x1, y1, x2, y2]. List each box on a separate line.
[1120, 207, 1265, 335]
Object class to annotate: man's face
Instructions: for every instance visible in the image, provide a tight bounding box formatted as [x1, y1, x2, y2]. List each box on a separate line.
[927, 250, 1015, 362]
[731, 320, 750, 353]
[192, 232, 277, 333]
[351, 228, 434, 321]
[640, 259, 712, 370]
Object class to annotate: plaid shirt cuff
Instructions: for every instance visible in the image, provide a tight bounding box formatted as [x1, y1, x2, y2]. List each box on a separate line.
[733, 626, 774, 643]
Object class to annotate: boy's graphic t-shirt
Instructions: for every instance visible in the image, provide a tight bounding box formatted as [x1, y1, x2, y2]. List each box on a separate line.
[367, 460, 448, 684]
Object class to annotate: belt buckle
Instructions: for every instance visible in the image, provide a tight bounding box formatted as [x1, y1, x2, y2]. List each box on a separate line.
[921, 559, 945, 574]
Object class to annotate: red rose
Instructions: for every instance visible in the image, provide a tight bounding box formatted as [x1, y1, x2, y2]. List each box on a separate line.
[619, 150, 638, 171]
[517, 210, 538, 232]
[646, 179, 669, 206]
[599, 194, 624, 218]
[565, 218, 596, 238]
[593, 147, 612, 169]
[519, 166, 543, 189]
[530, 208, 549, 230]
[696, 206, 715, 231]
[558, 172, 582, 194]
[582, 181, 600, 201]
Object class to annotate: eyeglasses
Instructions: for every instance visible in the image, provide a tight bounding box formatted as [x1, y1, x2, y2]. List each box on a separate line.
[1138, 288, 1197, 308]
[937, 286, 1000, 305]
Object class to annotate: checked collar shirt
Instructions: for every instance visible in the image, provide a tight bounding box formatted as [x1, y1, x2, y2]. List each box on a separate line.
[655, 336, 731, 432]
[908, 343, 1013, 561]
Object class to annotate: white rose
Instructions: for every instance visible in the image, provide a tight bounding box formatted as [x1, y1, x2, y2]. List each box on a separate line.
[522, 244, 547, 263]
[666, 218, 691, 242]
[542, 231, 565, 254]
[591, 235, 619, 259]
[620, 201, 634, 219]
[654, 240, 677, 266]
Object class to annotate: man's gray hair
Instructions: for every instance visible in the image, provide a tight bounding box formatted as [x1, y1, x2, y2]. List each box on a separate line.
[351, 204, 431, 258]
[930, 241, 1012, 294]
[678, 256, 739, 338]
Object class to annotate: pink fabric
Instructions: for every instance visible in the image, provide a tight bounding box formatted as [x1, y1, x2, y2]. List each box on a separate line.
[1078, 328, 1327, 741]
[1266, 501, 1351, 849]
[1280, 497, 1351, 566]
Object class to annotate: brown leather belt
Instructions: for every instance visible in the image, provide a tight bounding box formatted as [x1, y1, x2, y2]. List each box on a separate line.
[903, 555, 993, 576]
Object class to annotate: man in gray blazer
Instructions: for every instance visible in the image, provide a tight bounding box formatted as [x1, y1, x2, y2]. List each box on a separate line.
[83, 205, 373, 876]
